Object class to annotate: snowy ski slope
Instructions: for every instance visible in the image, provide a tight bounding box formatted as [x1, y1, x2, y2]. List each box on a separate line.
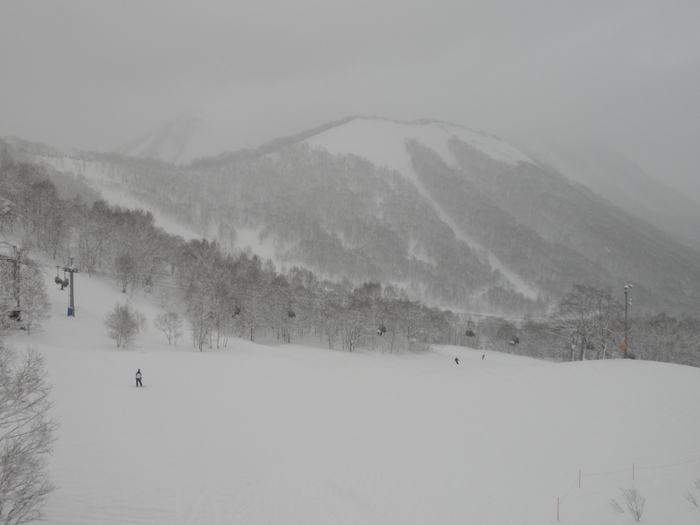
[10, 255, 700, 524]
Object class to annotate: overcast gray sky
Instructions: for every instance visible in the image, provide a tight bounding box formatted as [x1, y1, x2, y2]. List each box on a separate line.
[1, 1, 699, 196]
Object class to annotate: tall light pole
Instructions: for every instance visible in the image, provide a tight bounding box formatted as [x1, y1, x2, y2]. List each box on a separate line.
[623, 283, 632, 356]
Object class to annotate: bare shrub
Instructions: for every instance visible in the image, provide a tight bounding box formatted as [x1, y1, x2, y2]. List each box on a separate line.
[610, 499, 625, 513]
[103, 302, 147, 348]
[621, 486, 645, 522]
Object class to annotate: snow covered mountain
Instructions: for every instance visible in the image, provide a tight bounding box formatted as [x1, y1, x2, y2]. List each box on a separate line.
[24, 117, 700, 315]
[303, 119, 539, 300]
[304, 118, 532, 170]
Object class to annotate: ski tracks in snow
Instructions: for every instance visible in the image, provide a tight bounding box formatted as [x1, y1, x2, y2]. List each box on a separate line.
[47, 481, 253, 525]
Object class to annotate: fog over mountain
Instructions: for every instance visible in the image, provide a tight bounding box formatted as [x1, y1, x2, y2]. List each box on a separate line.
[20, 116, 700, 317]
[530, 143, 700, 253]
[112, 113, 700, 253]
[1, 1, 699, 198]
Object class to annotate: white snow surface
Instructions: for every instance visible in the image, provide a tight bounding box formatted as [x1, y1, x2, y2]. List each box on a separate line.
[13, 256, 700, 524]
[304, 119, 532, 180]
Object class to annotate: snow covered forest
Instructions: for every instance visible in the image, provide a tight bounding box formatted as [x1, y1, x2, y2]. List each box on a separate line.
[3, 2, 700, 521]
[2, 135, 700, 366]
[18, 117, 700, 320]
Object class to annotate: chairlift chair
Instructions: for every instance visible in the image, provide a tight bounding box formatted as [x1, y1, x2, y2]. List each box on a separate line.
[465, 320, 475, 338]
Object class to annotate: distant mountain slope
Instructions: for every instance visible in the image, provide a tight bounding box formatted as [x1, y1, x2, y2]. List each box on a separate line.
[534, 144, 700, 253]
[305, 119, 538, 299]
[114, 113, 224, 164]
[304, 118, 531, 175]
[28, 117, 700, 315]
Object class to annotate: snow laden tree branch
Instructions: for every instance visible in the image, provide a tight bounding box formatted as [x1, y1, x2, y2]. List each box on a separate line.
[548, 285, 622, 361]
[0, 344, 58, 525]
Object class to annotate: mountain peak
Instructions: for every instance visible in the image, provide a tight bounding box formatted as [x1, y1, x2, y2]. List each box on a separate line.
[304, 118, 532, 176]
[114, 112, 223, 164]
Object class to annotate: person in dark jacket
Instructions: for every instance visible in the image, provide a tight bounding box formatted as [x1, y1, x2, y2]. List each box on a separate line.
[455, 357, 459, 364]
[135, 369, 143, 387]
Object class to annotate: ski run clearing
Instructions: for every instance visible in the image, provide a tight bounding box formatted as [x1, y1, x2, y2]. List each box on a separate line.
[7, 251, 699, 525]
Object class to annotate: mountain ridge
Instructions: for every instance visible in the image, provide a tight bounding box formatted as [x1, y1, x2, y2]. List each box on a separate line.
[14, 116, 700, 315]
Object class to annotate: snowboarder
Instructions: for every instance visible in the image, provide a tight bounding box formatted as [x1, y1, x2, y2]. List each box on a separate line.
[455, 357, 459, 364]
[482, 354, 485, 360]
[135, 369, 143, 387]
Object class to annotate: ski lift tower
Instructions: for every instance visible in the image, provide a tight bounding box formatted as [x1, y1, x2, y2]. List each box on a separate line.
[63, 258, 79, 317]
[623, 283, 632, 356]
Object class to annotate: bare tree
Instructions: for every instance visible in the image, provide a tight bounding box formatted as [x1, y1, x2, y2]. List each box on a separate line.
[16, 257, 50, 335]
[0, 344, 58, 525]
[313, 287, 342, 349]
[103, 302, 147, 348]
[0, 249, 50, 336]
[240, 285, 271, 343]
[154, 311, 183, 346]
[176, 239, 233, 350]
[75, 212, 105, 276]
[114, 252, 137, 294]
[338, 307, 373, 352]
[549, 285, 621, 361]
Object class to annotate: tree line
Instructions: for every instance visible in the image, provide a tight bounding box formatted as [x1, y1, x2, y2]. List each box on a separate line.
[467, 284, 700, 367]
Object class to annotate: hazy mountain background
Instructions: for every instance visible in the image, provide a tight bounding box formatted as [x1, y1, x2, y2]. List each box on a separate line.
[530, 143, 700, 253]
[113, 112, 228, 165]
[14, 115, 700, 317]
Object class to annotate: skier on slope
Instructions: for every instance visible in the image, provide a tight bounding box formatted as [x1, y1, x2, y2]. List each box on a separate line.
[455, 357, 459, 364]
[135, 369, 143, 387]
